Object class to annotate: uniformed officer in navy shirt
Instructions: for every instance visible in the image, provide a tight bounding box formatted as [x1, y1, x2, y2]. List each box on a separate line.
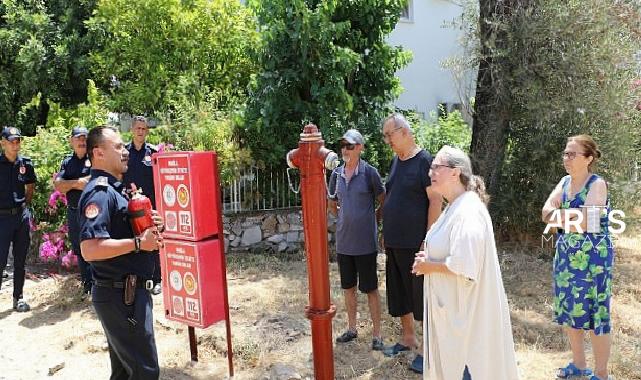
[123, 116, 162, 295]
[54, 126, 93, 294]
[79, 125, 163, 379]
[0, 126, 36, 312]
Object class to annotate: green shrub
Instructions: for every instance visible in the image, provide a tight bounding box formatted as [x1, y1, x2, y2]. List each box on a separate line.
[151, 98, 253, 184]
[414, 108, 472, 155]
[87, 0, 257, 115]
[21, 123, 70, 234]
[244, 0, 411, 170]
[20, 81, 109, 261]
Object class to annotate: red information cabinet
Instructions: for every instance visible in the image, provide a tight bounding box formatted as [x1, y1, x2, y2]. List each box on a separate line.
[153, 152, 232, 373]
[154, 152, 220, 241]
[161, 239, 226, 328]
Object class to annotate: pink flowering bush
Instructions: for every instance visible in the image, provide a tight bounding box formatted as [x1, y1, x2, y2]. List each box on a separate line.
[39, 232, 66, 263]
[48, 190, 67, 211]
[157, 143, 174, 153]
[33, 186, 77, 272]
[61, 250, 78, 269]
[37, 226, 76, 272]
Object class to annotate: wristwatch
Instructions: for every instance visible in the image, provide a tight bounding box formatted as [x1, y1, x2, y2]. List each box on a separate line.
[133, 236, 141, 253]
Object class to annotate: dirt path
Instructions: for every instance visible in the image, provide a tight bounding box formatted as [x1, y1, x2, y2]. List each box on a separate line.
[1, 236, 639, 379]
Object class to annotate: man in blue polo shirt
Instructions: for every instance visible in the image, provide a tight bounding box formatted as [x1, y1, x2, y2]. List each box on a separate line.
[328, 129, 386, 351]
[123, 116, 162, 295]
[54, 126, 93, 294]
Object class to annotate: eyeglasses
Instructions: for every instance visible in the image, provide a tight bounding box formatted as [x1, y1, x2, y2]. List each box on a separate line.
[340, 143, 356, 150]
[430, 163, 455, 170]
[562, 151, 587, 160]
[382, 127, 402, 141]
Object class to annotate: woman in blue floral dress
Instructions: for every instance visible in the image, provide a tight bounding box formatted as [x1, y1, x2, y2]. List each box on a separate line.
[542, 135, 614, 380]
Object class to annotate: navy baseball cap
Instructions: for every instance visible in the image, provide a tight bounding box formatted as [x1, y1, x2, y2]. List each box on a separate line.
[71, 126, 88, 137]
[1, 126, 22, 141]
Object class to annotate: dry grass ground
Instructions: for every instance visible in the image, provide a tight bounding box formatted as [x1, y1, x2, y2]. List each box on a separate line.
[0, 235, 639, 379]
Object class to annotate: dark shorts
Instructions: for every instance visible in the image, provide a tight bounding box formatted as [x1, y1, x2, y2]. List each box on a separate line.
[385, 247, 423, 321]
[336, 252, 379, 293]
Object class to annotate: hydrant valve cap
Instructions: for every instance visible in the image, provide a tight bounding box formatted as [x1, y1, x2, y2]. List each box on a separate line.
[325, 152, 339, 171]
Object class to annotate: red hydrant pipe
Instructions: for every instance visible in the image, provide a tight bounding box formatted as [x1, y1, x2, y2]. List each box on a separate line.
[286, 124, 338, 380]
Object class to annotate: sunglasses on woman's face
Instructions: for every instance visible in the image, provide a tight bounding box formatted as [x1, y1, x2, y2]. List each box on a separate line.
[340, 143, 356, 150]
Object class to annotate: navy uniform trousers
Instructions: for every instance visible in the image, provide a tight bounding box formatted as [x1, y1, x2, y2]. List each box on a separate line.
[66, 207, 92, 291]
[79, 170, 159, 379]
[93, 286, 159, 380]
[0, 207, 30, 299]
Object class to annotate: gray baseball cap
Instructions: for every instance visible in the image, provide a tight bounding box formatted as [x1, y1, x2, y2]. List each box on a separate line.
[341, 129, 364, 145]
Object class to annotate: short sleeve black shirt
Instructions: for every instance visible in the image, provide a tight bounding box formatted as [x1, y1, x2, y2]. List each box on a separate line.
[0, 154, 36, 208]
[123, 142, 157, 207]
[382, 149, 433, 249]
[56, 153, 91, 208]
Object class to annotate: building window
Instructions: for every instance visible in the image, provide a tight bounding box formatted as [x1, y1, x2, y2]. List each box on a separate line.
[400, 0, 413, 22]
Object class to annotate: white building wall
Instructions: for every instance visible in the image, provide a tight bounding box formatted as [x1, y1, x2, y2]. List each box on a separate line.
[387, 0, 475, 119]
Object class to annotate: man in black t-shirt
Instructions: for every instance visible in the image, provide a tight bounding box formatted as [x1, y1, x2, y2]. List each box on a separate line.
[381, 113, 442, 374]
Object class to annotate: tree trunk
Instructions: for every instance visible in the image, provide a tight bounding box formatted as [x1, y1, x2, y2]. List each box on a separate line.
[470, 0, 514, 198]
[470, 57, 510, 197]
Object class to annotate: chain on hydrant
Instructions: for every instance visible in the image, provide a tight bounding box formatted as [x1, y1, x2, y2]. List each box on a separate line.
[286, 124, 339, 380]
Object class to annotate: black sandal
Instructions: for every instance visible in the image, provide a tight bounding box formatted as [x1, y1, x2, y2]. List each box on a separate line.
[335, 330, 357, 343]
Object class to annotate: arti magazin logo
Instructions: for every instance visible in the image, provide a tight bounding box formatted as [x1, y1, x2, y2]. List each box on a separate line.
[541, 206, 626, 250]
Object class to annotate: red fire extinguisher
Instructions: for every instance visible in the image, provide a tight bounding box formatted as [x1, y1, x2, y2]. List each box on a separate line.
[128, 185, 155, 235]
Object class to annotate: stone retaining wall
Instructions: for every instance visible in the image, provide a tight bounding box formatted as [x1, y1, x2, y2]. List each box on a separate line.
[223, 208, 336, 253]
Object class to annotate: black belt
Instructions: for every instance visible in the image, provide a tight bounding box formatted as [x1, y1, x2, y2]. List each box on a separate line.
[0, 206, 24, 216]
[94, 278, 155, 290]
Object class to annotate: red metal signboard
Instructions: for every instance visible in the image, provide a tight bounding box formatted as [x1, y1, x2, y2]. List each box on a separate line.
[153, 152, 221, 241]
[161, 238, 226, 328]
[152, 150, 233, 374]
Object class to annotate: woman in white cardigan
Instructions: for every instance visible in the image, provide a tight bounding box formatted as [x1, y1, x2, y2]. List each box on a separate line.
[412, 146, 519, 380]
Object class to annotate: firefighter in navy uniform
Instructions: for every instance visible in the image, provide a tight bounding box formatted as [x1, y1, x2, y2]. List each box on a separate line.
[0, 126, 36, 312]
[123, 116, 162, 295]
[79, 126, 163, 380]
[54, 126, 93, 294]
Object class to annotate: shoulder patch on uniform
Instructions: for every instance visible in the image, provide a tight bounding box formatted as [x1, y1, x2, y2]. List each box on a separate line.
[147, 143, 158, 152]
[96, 176, 109, 187]
[85, 159, 92, 167]
[84, 203, 100, 219]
